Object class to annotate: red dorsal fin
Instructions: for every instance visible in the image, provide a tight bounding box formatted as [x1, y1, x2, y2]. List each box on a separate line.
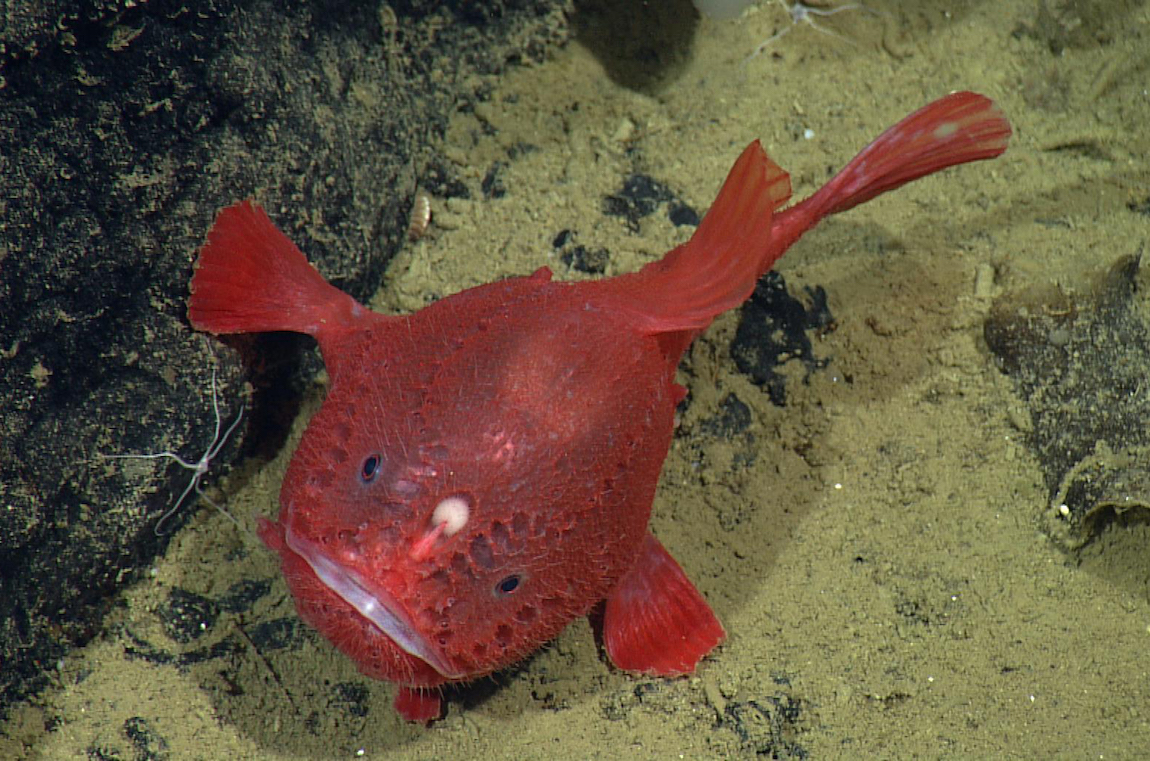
[602, 532, 726, 676]
[597, 92, 1011, 340]
[598, 142, 791, 334]
[188, 200, 370, 340]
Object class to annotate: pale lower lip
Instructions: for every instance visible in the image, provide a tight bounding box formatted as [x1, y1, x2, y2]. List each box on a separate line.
[283, 523, 463, 680]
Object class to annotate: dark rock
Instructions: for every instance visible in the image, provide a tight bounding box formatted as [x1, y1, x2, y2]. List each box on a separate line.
[331, 682, 370, 718]
[731, 271, 834, 407]
[603, 173, 675, 233]
[668, 201, 699, 227]
[158, 588, 219, 644]
[553, 229, 610, 275]
[984, 253, 1150, 535]
[699, 393, 752, 439]
[722, 694, 808, 759]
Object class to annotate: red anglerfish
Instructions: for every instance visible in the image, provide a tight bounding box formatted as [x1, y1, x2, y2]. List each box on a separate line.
[188, 91, 1011, 722]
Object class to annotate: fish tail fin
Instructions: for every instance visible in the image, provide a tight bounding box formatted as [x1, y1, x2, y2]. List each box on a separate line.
[607, 141, 793, 333]
[772, 91, 1012, 251]
[188, 200, 367, 338]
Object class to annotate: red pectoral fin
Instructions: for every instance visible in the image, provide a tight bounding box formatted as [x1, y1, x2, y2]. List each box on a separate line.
[602, 532, 726, 676]
[188, 200, 374, 340]
[394, 687, 442, 724]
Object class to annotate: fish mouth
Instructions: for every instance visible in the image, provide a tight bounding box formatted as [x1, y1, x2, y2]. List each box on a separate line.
[283, 523, 464, 680]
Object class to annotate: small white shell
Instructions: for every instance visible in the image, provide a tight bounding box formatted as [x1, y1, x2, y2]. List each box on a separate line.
[407, 189, 431, 241]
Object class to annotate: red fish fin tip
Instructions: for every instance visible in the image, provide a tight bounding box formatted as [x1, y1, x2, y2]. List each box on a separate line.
[775, 91, 1012, 247]
[821, 90, 1011, 216]
[602, 532, 726, 676]
[394, 687, 442, 724]
[188, 200, 367, 339]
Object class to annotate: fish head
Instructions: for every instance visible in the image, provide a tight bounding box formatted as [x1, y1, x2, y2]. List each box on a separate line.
[271, 407, 652, 687]
[267, 302, 672, 686]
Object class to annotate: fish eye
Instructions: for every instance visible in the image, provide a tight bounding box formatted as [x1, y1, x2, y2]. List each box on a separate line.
[495, 575, 521, 595]
[361, 454, 380, 482]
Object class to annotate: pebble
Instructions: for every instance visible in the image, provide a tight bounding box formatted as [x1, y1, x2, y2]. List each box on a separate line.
[974, 262, 996, 298]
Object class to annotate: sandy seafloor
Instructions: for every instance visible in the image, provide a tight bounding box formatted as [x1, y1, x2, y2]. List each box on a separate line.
[7, 1, 1150, 758]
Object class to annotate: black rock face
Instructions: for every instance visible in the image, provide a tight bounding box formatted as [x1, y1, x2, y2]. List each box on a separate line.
[0, 0, 567, 718]
[985, 254, 1150, 534]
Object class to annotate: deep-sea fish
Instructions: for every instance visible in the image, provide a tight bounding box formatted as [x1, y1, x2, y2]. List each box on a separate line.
[188, 91, 1011, 722]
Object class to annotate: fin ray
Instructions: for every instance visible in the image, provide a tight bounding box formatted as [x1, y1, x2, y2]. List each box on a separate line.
[188, 200, 369, 339]
[771, 90, 1012, 251]
[602, 532, 725, 676]
[599, 142, 792, 334]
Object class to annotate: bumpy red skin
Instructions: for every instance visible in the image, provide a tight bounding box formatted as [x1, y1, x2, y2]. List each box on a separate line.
[257, 269, 679, 690]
